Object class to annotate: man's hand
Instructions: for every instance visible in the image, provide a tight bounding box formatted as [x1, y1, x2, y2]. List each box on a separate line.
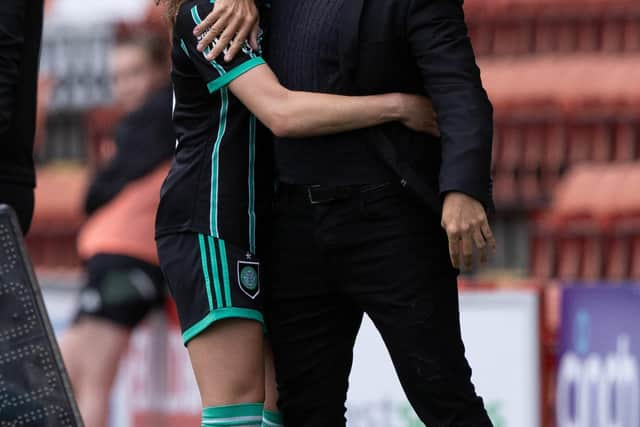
[441, 192, 496, 271]
[193, 0, 259, 63]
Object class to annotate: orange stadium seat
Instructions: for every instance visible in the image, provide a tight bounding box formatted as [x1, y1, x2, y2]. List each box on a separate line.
[464, 0, 640, 56]
[484, 55, 640, 210]
[531, 162, 640, 280]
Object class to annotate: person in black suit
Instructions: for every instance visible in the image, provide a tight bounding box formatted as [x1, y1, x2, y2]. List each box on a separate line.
[195, 0, 497, 425]
[0, 0, 44, 235]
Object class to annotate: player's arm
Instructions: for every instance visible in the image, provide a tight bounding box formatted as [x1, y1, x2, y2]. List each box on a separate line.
[0, 0, 26, 134]
[182, 2, 439, 138]
[228, 65, 438, 138]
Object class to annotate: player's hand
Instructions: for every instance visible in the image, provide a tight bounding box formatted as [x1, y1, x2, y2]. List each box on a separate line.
[397, 94, 440, 138]
[193, 0, 259, 63]
[441, 192, 496, 271]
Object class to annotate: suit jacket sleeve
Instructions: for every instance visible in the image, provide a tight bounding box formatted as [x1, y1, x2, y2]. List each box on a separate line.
[0, 0, 26, 135]
[407, 0, 493, 208]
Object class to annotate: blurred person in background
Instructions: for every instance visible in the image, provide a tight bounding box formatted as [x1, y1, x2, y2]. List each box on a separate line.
[0, 0, 44, 234]
[60, 32, 174, 427]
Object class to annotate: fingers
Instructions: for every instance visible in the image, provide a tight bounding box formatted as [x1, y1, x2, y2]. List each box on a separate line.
[216, 16, 245, 61]
[448, 233, 460, 269]
[207, 16, 241, 61]
[226, 18, 252, 61]
[425, 121, 440, 138]
[472, 227, 488, 264]
[196, 9, 228, 53]
[442, 194, 496, 271]
[461, 233, 473, 271]
[194, 5, 223, 37]
[195, 0, 259, 62]
[249, 21, 260, 50]
[444, 222, 491, 270]
[481, 222, 497, 253]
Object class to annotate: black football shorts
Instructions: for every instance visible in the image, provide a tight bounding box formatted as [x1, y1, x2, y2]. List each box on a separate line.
[157, 232, 264, 345]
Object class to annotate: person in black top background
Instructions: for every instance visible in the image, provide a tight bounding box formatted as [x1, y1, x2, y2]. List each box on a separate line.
[198, 0, 498, 426]
[0, 0, 44, 234]
[59, 32, 174, 427]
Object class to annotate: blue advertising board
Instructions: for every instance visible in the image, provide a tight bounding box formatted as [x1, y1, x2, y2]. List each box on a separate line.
[557, 285, 640, 427]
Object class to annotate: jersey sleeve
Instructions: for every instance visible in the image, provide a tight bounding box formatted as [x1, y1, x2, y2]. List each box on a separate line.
[176, 1, 265, 93]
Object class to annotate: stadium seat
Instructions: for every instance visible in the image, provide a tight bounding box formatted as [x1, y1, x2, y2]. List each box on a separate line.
[464, 0, 640, 56]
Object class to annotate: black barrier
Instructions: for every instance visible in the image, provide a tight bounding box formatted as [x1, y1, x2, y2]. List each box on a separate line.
[0, 205, 83, 427]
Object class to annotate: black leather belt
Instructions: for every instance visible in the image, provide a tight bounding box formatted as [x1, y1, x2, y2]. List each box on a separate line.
[301, 182, 392, 205]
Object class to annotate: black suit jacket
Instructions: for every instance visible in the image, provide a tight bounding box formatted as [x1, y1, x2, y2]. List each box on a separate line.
[336, 0, 494, 213]
[0, 0, 44, 187]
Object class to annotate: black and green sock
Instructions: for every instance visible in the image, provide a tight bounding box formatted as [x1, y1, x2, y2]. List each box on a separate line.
[262, 409, 284, 427]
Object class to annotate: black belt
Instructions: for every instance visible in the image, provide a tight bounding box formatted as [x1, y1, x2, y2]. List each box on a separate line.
[279, 182, 395, 205]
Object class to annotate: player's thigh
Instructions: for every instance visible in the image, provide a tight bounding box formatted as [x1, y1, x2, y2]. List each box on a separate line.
[158, 232, 267, 405]
[60, 318, 130, 387]
[187, 318, 265, 406]
[263, 340, 278, 412]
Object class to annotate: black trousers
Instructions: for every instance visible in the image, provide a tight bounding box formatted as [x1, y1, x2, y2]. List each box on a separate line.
[266, 183, 492, 427]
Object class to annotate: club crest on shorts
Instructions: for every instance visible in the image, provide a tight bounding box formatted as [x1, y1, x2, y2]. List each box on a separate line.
[237, 260, 260, 299]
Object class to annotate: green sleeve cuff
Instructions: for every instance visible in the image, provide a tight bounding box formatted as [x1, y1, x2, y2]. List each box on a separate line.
[207, 56, 266, 93]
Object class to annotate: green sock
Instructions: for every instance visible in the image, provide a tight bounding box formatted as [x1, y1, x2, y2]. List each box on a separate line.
[201, 403, 264, 427]
[262, 409, 284, 427]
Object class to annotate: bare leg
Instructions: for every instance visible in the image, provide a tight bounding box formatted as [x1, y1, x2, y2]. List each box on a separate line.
[263, 341, 278, 412]
[187, 318, 265, 407]
[60, 318, 130, 427]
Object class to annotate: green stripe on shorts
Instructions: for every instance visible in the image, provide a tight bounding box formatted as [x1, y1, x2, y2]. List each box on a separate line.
[198, 234, 214, 311]
[214, 237, 232, 307]
[207, 236, 224, 309]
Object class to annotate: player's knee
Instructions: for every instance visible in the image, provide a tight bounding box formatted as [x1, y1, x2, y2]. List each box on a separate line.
[229, 366, 265, 402]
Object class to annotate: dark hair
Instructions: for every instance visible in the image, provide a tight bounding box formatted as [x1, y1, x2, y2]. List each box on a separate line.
[114, 31, 168, 67]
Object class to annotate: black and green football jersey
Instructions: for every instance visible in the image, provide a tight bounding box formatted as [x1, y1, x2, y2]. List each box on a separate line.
[156, 0, 272, 255]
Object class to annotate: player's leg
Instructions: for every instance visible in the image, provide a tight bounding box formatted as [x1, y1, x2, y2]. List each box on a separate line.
[266, 185, 363, 427]
[350, 187, 493, 426]
[60, 319, 129, 427]
[262, 341, 284, 427]
[60, 254, 165, 427]
[188, 318, 266, 404]
[158, 232, 267, 426]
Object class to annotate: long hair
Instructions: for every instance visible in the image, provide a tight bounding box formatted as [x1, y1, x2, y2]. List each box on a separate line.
[156, 0, 187, 26]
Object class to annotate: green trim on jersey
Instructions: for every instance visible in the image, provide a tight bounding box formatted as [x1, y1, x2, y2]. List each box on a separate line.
[209, 87, 228, 237]
[179, 39, 190, 57]
[198, 234, 214, 311]
[190, 5, 227, 237]
[248, 114, 257, 254]
[182, 308, 265, 345]
[191, 6, 227, 78]
[206, 57, 265, 93]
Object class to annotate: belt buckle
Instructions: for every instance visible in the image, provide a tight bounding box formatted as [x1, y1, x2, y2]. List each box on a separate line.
[307, 185, 332, 205]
